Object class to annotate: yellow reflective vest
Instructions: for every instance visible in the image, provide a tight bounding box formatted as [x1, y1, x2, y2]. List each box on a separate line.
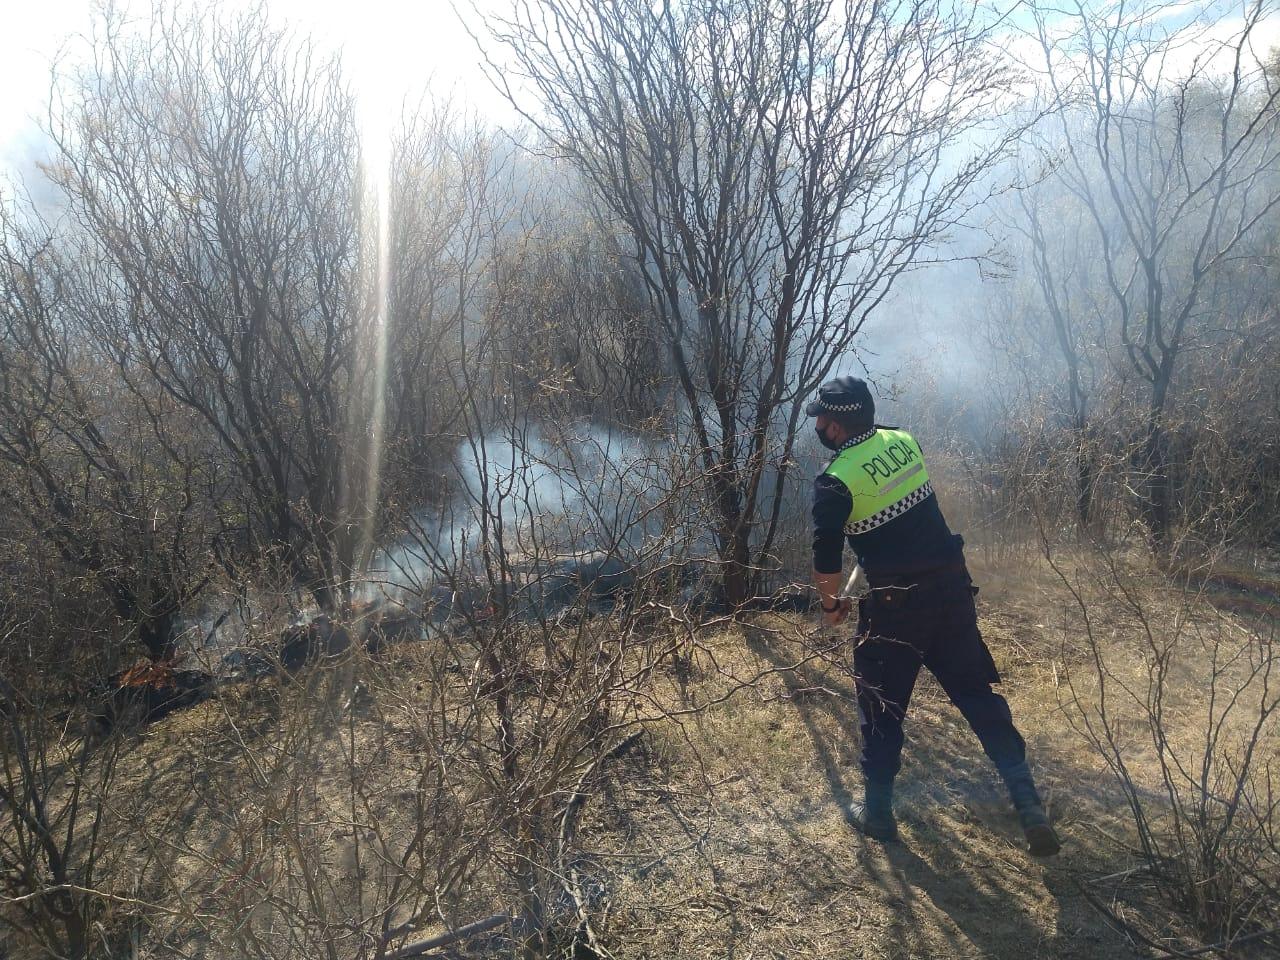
[823, 428, 934, 536]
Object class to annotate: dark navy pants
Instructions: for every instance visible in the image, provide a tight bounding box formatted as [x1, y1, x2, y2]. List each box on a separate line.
[853, 569, 1027, 785]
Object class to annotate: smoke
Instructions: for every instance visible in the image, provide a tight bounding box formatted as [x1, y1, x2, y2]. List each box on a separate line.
[365, 422, 670, 599]
[181, 419, 663, 656]
[1, 124, 66, 219]
[839, 187, 1031, 453]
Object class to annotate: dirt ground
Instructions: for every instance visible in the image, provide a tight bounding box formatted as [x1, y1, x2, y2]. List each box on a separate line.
[578, 598, 1130, 958]
[7, 550, 1276, 959]
[569, 554, 1277, 959]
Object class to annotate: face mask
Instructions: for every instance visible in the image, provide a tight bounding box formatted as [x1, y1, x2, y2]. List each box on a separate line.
[816, 425, 840, 451]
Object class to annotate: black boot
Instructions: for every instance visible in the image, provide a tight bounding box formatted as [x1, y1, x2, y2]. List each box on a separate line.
[846, 780, 898, 842]
[1000, 761, 1060, 857]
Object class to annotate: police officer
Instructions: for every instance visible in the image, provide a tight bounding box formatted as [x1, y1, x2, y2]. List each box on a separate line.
[809, 375, 1060, 857]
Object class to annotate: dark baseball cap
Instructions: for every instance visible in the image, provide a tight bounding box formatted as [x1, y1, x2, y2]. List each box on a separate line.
[805, 375, 875, 419]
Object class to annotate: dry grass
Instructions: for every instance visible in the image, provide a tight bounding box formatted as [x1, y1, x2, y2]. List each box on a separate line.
[578, 596, 1123, 959]
[5, 547, 1277, 958]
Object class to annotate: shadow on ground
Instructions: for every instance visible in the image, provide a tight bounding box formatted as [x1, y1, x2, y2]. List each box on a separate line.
[588, 618, 1135, 959]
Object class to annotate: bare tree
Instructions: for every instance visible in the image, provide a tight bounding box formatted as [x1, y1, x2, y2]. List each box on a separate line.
[1027, 0, 1280, 545]
[382, 104, 494, 495]
[43, 4, 374, 611]
[478, 0, 1018, 603]
[976, 147, 1117, 541]
[0, 204, 210, 661]
[1016, 179, 1106, 534]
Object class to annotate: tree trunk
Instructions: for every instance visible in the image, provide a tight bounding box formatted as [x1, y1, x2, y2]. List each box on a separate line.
[138, 618, 179, 663]
[720, 527, 753, 609]
[713, 481, 753, 608]
[1074, 420, 1096, 539]
[515, 838, 547, 960]
[1141, 415, 1171, 548]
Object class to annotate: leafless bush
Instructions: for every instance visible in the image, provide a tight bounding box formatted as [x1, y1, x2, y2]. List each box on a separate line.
[0, 610, 140, 959]
[0, 202, 214, 662]
[1042, 500, 1280, 952]
[91, 423, 704, 959]
[361, 249, 710, 953]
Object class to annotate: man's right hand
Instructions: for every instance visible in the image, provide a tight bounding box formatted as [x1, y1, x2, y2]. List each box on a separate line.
[822, 596, 854, 628]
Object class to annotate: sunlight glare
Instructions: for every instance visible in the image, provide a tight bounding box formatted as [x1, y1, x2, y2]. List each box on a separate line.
[354, 74, 394, 584]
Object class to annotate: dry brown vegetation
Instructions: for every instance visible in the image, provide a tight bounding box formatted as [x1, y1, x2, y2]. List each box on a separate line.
[3, 541, 1276, 959]
[3, 1, 1280, 958]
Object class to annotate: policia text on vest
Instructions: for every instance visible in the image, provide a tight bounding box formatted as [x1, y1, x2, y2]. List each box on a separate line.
[859, 436, 922, 487]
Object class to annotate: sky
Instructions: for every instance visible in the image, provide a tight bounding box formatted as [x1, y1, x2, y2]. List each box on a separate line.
[6, 1, 1280, 175]
[0, 0, 513, 182]
[7, 1, 1279, 175]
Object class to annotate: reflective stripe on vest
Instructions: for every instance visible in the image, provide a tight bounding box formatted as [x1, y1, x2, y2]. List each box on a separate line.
[823, 428, 932, 536]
